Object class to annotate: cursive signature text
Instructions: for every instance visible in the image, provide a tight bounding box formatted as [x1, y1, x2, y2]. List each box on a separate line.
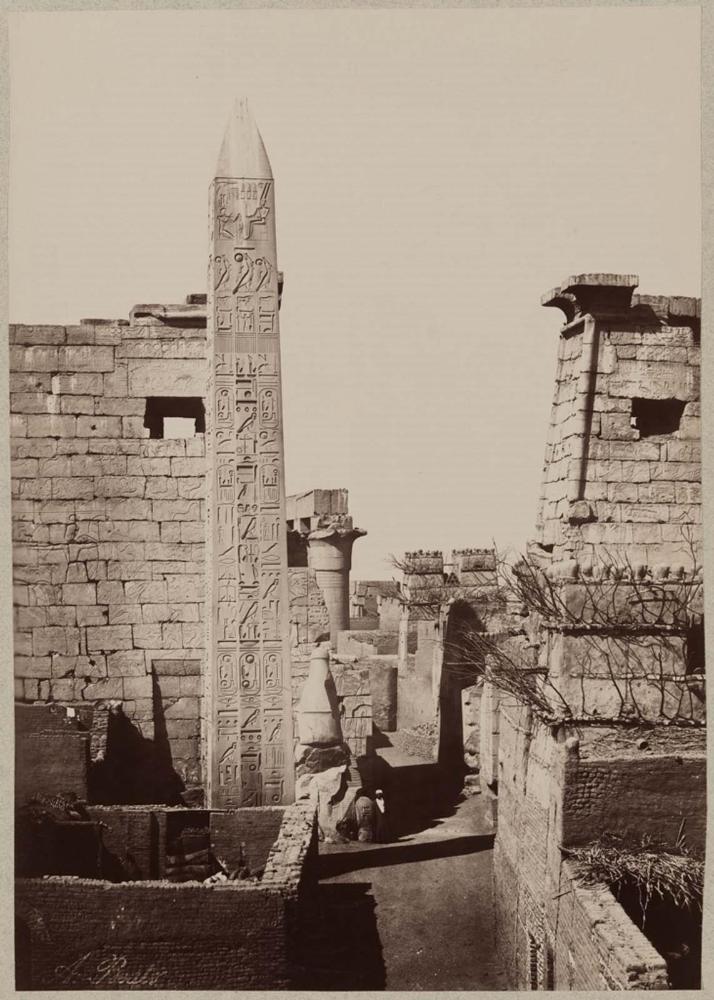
[55, 951, 165, 988]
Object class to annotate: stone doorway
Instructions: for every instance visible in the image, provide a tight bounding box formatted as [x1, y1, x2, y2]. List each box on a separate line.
[437, 601, 484, 776]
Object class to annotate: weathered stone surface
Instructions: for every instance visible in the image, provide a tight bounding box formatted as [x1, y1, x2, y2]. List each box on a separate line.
[26, 415, 76, 438]
[295, 763, 356, 843]
[85, 625, 133, 652]
[11, 345, 59, 372]
[294, 743, 350, 775]
[127, 359, 204, 397]
[76, 415, 122, 438]
[608, 360, 696, 400]
[12, 325, 66, 346]
[58, 345, 115, 372]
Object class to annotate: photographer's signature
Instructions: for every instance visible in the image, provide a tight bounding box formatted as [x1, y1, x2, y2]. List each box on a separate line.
[55, 952, 165, 988]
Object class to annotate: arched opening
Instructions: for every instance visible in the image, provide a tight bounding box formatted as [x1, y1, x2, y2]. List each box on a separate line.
[438, 600, 485, 777]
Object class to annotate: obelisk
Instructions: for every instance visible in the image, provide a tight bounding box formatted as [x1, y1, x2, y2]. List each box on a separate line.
[206, 100, 294, 807]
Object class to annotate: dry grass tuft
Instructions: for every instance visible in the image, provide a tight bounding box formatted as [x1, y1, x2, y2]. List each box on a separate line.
[565, 837, 704, 919]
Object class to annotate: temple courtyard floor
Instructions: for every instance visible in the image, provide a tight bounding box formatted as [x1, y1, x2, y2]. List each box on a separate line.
[297, 740, 507, 990]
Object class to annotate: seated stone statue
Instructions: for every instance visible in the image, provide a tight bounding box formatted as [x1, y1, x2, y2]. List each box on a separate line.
[335, 788, 376, 843]
[354, 793, 376, 842]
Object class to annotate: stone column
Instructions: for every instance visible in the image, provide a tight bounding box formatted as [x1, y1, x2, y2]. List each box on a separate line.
[307, 527, 364, 644]
[205, 99, 294, 807]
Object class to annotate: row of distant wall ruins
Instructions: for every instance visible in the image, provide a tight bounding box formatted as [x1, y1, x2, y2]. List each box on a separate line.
[12, 270, 705, 989]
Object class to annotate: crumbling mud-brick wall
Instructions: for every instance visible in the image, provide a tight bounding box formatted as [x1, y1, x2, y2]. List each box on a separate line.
[559, 723, 706, 855]
[19, 801, 297, 884]
[535, 275, 701, 567]
[211, 805, 286, 874]
[16, 802, 317, 990]
[552, 861, 668, 990]
[493, 698, 684, 989]
[16, 878, 290, 989]
[15, 703, 92, 806]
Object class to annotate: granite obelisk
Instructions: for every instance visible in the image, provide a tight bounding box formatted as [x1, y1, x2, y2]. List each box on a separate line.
[206, 100, 294, 807]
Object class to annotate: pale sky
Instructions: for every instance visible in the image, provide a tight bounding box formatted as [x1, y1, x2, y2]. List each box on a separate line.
[8, 8, 701, 580]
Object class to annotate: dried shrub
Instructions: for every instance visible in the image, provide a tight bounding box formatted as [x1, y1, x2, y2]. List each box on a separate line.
[442, 528, 704, 724]
[564, 834, 704, 924]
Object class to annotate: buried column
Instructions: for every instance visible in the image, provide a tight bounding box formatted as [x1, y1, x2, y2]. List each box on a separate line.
[205, 100, 294, 807]
[295, 645, 356, 842]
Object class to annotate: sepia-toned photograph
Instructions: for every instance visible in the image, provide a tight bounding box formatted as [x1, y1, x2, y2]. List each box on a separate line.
[7, 6, 705, 991]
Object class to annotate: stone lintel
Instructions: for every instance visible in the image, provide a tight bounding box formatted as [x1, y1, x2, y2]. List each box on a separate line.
[542, 274, 701, 330]
[79, 318, 130, 326]
[286, 489, 349, 522]
[129, 302, 208, 324]
[542, 274, 639, 324]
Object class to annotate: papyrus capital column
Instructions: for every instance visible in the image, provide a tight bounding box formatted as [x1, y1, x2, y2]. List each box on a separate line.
[307, 527, 365, 644]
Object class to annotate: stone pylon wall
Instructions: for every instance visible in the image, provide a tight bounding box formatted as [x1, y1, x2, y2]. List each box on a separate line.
[536, 275, 701, 567]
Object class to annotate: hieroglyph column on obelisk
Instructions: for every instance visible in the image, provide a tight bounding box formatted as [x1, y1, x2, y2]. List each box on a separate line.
[205, 100, 294, 807]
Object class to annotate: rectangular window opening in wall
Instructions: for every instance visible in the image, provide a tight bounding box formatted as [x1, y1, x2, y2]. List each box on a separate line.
[630, 397, 685, 437]
[144, 397, 206, 439]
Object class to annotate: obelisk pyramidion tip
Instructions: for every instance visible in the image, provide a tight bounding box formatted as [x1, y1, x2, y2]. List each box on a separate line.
[215, 98, 272, 180]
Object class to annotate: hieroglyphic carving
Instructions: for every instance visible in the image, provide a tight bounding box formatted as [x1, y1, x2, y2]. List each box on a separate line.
[259, 385, 279, 426]
[215, 180, 272, 242]
[260, 459, 280, 506]
[262, 778, 284, 805]
[216, 297, 233, 332]
[263, 650, 282, 689]
[214, 255, 230, 290]
[207, 115, 294, 809]
[217, 603, 237, 642]
[218, 651, 238, 693]
[236, 352, 278, 377]
[239, 650, 260, 693]
[261, 599, 281, 640]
